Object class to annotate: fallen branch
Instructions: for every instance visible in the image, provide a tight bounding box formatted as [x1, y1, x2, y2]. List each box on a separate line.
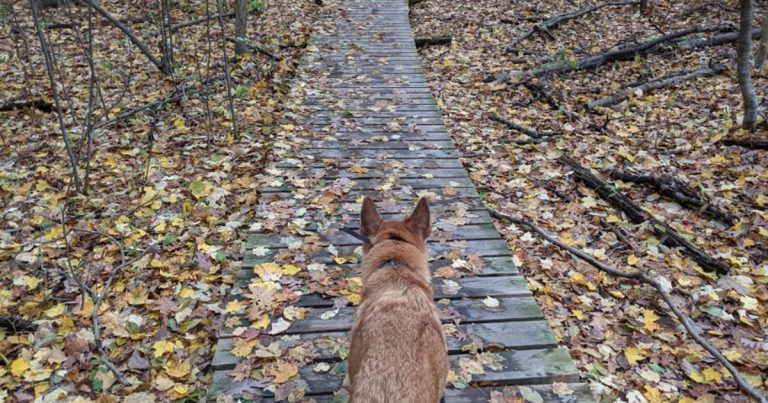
[719, 137, 768, 150]
[487, 208, 767, 403]
[670, 28, 760, 50]
[226, 37, 281, 61]
[72, 0, 169, 74]
[495, 24, 734, 83]
[562, 156, 730, 274]
[610, 170, 735, 226]
[506, 0, 639, 49]
[415, 35, 452, 48]
[490, 114, 560, 138]
[586, 64, 726, 110]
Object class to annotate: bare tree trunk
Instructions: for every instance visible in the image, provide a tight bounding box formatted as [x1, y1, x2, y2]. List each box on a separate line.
[755, 16, 768, 68]
[158, 0, 175, 74]
[737, 0, 758, 130]
[639, 0, 648, 12]
[234, 0, 248, 55]
[30, 0, 82, 193]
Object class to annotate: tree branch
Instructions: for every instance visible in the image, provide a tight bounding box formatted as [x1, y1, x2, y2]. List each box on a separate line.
[72, 0, 170, 74]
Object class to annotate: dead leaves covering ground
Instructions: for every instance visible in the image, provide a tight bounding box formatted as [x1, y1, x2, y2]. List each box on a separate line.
[412, 0, 766, 401]
[0, 0, 323, 400]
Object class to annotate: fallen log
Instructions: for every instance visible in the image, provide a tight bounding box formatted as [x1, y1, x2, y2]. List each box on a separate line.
[585, 64, 726, 110]
[0, 99, 54, 113]
[0, 315, 38, 333]
[610, 170, 735, 226]
[562, 156, 730, 274]
[719, 137, 768, 150]
[490, 114, 560, 138]
[507, 0, 639, 49]
[415, 35, 452, 48]
[495, 24, 734, 83]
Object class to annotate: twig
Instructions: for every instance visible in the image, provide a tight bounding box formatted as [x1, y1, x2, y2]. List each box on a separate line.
[506, 0, 638, 49]
[489, 114, 560, 138]
[487, 208, 767, 403]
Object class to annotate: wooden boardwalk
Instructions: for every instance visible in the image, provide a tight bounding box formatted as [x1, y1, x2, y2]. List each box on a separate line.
[210, 0, 588, 400]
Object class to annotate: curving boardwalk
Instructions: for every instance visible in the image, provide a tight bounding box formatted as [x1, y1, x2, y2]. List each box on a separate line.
[210, 0, 588, 400]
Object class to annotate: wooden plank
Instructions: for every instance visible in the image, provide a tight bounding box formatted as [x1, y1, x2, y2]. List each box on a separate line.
[221, 298, 539, 340]
[212, 321, 556, 369]
[294, 166, 468, 179]
[259, 192, 484, 209]
[276, 157, 464, 169]
[211, 347, 578, 397]
[297, 148, 457, 159]
[302, 139, 452, 149]
[264, 176, 474, 192]
[254, 384, 594, 403]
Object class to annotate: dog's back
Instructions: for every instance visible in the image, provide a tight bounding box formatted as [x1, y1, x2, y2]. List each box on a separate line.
[347, 198, 448, 403]
[349, 268, 447, 402]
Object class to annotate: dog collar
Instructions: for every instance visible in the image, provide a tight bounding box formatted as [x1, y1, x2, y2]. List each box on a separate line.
[380, 259, 402, 269]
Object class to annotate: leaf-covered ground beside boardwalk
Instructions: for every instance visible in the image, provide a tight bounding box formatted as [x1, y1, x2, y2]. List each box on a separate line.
[0, 0, 328, 400]
[412, 0, 767, 400]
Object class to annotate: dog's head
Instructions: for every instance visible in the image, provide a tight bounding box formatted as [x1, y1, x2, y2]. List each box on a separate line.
[359, 197, 431, 255]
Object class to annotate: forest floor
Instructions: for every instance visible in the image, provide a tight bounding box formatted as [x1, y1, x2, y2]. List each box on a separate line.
[0, 0, 328, 400]
[411, 0, 767, 401]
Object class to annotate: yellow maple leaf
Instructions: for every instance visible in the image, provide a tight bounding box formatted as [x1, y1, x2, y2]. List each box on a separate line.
[153, 340, 177, 358]
[265, 362, 298, 384]
[282, 264, 300, 276]
[166, 359, 192, 379]
[627, 255, 639, 266]
[179, 288, 195, 299]
[44, 303, 66, 318]
[702, 368, 722, 383]
[11, 357, 30, 377]
[231, 338, 256, 357]
[643, 385, 663, 403]
[624, 347, 646, 365]
[687, 369, 705, 383]
[253, 315, 270, 329]
[643, 309, 660, 333]
[225, 300, 245, 314]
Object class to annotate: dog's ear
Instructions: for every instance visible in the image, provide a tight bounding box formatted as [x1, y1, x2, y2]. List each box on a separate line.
[407, 197, 431, 239]
[360, 197, 382, 237]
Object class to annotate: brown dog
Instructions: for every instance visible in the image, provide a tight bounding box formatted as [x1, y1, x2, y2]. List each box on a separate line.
[347, 197, 448, 403]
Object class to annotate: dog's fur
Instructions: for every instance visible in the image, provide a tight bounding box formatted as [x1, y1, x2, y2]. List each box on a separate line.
[347, 197, 448, 403]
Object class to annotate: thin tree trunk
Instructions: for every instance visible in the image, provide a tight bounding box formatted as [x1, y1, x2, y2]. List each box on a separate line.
[737, 0, 758, 130]
[30, 0, 82, 193]
[216, 0, 239, 138]
[234, 0, 248, 55]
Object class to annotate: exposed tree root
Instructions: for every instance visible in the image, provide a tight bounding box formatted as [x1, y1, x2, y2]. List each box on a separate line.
[610, 170, 736, 226]
[487, 208, 767, 403]
[586, 64, 726, 110]
[562, 156, 730, 274]
[226, 37, 281, 61]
